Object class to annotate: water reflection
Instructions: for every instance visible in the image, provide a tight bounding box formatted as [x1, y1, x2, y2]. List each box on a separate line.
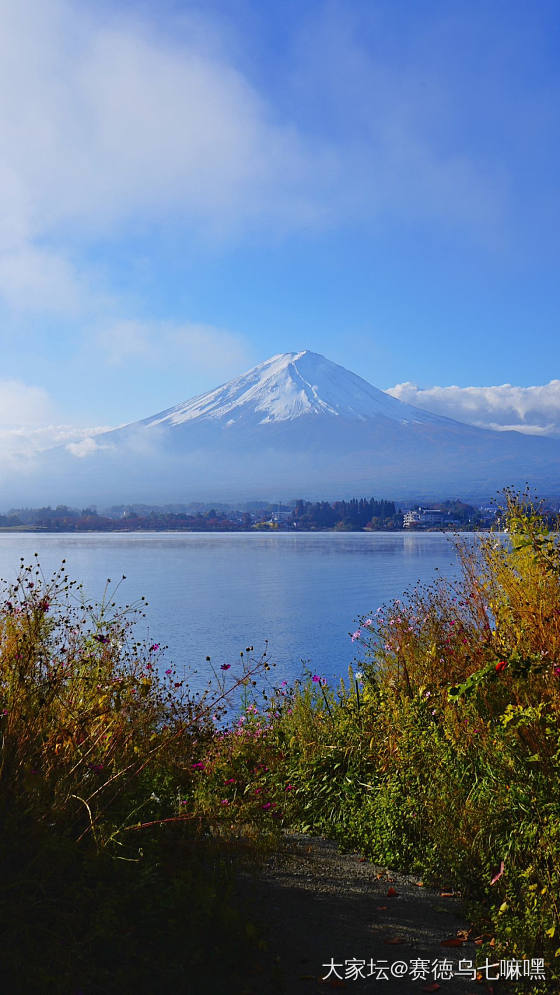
[0, 531, 478, 690]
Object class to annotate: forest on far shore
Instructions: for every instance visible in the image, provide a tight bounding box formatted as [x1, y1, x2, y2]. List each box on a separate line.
[0, 497, 506, 532]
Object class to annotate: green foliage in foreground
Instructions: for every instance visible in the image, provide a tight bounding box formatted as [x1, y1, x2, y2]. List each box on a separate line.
[3, 491, 560, 993]
[0, 562, 272, 993]
[198, 491, 560, 992]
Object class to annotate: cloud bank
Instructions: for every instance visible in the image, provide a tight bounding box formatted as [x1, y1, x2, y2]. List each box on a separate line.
[386, 381, 560, 437]
[0, 378, 112, 468]
[0, 0, 506, 316]
[96, 320, 251, 377]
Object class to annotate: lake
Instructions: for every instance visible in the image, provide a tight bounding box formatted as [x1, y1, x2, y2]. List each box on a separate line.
[0, 531, 474, 691]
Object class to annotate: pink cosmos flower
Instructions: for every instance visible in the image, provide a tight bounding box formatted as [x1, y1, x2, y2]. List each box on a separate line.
[491, 860, 505, 885]
[220, 664, 231, 671]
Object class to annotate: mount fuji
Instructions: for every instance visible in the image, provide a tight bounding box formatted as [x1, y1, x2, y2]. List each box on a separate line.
[15, 351, 560, 504]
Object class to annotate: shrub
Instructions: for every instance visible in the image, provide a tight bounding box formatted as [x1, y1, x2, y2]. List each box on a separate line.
[201, 492, 560, 992]
[0, 558, 269, 993]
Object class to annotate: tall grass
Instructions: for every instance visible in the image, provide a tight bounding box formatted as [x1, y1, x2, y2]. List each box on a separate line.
[198, 491, 560, 992]
[0, 558, 269, 992]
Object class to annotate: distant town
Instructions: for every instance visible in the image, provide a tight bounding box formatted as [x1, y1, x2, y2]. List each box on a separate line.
[1, 496, 557, 533]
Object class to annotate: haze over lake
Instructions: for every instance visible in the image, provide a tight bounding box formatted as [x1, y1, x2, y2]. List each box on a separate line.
[0, 531, 473, 689]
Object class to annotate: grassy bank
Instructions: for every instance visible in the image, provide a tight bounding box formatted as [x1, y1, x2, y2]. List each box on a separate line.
[0, 562, 271, 992]
[2, 492, 559, 992]
[197, 491, 560, 992]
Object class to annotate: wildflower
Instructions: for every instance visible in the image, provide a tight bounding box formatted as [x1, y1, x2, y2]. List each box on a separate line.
[224, 778, 236, 785]
[261, 802, 272, 810]
[220, 664, 231, 671]
[554, 665, 560, 677]
[285, 784, 295, 791]
[355, 671, 363, 680]
[495, 660, 508, 673]
[351, 629, 362, 641]
[192, 762, 205, 771]
[363, 618, 373, 627]
[221, 799, 230, 806]
[165, 668, 172, 675]
[491, 860, 505, 885]
[149, 643, 160, 652]
[93, 634, 109, 645]
[312, 674, 321, 683]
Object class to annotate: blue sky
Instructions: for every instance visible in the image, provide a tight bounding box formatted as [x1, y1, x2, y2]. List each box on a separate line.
[1, 0, 560, 453]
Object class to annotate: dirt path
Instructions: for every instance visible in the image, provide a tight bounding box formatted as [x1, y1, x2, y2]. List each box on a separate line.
[233, 834, 495, 995]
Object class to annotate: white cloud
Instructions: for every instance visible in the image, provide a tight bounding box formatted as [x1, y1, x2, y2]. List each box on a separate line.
[386, 381, 560, 436]
[65, 436, 104, 459]
[0, 0, 506, 314]
[0, 423, 113, 457]
[97, 320, 252, 378]
[0, 1, 325, 250]
[0, 379, 55, 425]
[0, 378, 112, 464]
[0, 246, 86, 314]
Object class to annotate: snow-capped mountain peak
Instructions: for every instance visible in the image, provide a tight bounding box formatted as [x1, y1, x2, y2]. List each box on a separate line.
[143, 350, 446, 428]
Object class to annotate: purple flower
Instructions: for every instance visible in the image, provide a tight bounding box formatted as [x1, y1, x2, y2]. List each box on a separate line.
[220, 664, 231, 671]
[351, 629, 362, 642]
[149, 643, 160, 652]
[312, 674, 321, 683]
[165, 668, 172, 676]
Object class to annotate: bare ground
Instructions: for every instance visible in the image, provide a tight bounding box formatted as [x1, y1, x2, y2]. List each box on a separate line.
[230, 834, 500, 995]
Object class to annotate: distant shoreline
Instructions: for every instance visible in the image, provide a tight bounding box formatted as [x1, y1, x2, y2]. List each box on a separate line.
[0, 525, 487, 534]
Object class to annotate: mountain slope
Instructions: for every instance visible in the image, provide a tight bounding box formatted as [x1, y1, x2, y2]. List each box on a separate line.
[138, 351, 452, 428]
[13, 351, 560, 504]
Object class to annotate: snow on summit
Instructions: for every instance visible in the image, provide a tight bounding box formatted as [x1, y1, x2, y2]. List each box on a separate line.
[144, 351, 446, 428]
[11, 349, 560, 506]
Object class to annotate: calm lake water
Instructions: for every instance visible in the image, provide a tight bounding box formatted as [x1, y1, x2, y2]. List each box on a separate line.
[0, 531, 475, 690]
